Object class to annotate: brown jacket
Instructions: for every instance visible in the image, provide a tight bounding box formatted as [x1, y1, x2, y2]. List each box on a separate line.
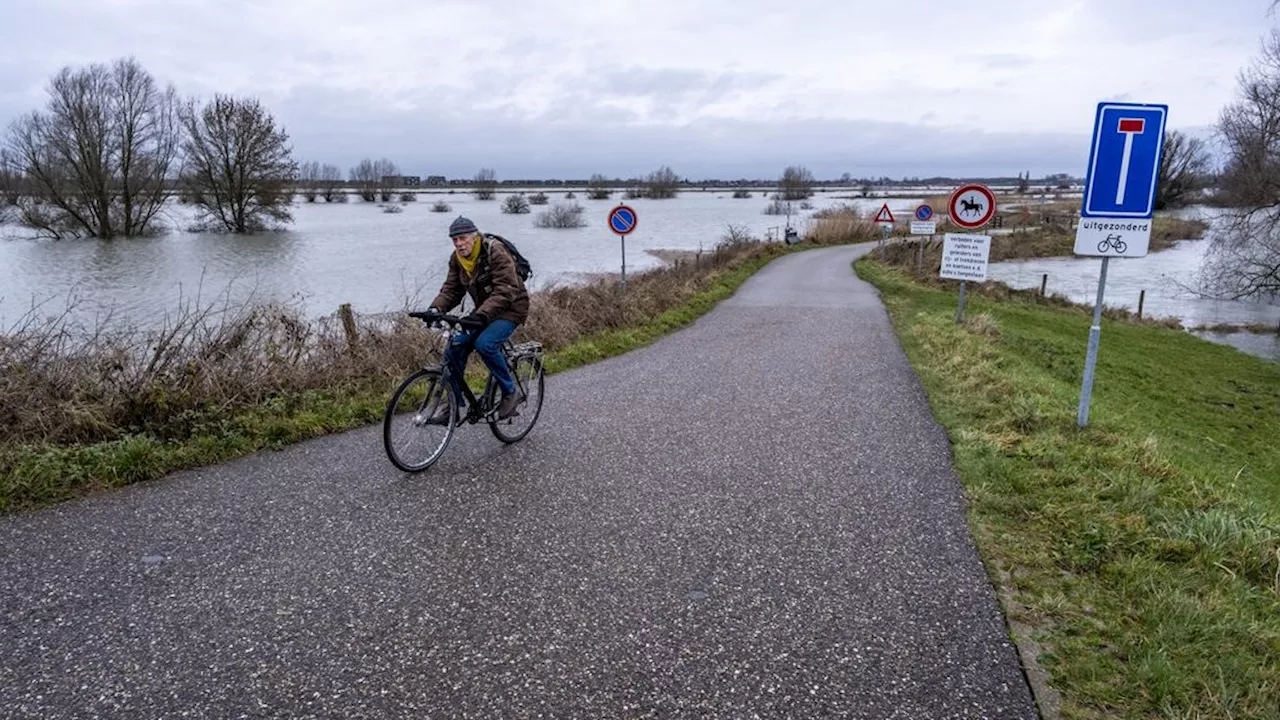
[430, 235, 530, 325]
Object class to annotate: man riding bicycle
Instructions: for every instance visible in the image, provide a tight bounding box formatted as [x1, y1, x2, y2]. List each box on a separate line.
[426, 216, 530, 422]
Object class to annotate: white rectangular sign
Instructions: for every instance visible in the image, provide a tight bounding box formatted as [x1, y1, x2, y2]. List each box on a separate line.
[910, 221, 936, 236]
[940, 234, 991, 282]
[1073, 217, 1152, 257]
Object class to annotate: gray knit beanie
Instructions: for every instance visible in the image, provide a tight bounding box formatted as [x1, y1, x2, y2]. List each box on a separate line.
[449, 216, 479, 237]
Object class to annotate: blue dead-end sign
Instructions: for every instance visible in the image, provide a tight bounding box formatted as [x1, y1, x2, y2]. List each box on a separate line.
[609, 205, 637, 235]
[1081, 102, 1168, 218]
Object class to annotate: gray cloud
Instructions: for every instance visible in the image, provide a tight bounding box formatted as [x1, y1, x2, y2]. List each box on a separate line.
[0, 0, 1267, 179]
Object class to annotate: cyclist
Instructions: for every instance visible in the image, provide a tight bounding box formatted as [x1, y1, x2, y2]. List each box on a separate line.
[426, 216, 531, 421]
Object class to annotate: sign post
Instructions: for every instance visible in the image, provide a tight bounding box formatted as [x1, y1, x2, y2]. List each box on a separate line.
[939, 234, 991, 321]
[911, 204, 936, 276]
[943, 184, 997, 321]
[874, 203, 895, 242]
[608, 204, 638, 290]
[1073, 102, 1167, 427]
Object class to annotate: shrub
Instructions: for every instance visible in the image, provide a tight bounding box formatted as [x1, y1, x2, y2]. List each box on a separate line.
[529, 192, 549, 205]
[535, 203, 587, 228]
[430, 201, 451, 213]
[502, 194, 531, 214]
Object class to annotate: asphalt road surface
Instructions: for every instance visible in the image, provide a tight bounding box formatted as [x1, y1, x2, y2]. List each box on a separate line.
[0, 245, 1038, 719]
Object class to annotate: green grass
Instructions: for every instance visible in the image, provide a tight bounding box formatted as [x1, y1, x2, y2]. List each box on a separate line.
[0, 245, 793, 513]
[855, 259, 1280, 719]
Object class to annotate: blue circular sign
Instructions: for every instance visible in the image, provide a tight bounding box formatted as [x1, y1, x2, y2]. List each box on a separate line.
[609, 205, 637, 235]
[915, 204, 934, 222]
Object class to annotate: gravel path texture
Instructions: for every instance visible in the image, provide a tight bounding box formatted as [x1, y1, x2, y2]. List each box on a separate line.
[0, 244, 1038, 719]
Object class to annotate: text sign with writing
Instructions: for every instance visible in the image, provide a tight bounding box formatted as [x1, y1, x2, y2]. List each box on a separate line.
[1073, 217, 1152, 257]
[939, 234, 992, 282]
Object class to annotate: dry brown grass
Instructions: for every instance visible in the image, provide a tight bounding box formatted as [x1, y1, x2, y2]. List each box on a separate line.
[805, 204, 882, 245]
[522, 236, 774, 351]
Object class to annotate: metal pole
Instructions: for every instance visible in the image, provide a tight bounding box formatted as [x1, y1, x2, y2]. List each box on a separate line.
[1138, 289, 1145, 319]
[1076, 257, 1110, 428]
[620, 233, 627, 290]
[955, 281, 967, 324]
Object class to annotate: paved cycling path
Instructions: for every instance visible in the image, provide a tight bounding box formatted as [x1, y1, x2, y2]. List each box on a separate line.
[1, 244, 1038, 718]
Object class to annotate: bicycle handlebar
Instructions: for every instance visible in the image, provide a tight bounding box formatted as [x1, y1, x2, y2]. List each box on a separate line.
[408, 310, 483, 329]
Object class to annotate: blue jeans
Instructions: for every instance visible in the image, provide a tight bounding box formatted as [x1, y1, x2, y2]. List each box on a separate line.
[444, 319, 518, 405]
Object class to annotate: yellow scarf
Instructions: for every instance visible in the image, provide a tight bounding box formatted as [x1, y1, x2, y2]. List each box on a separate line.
[455, 236, 483, 278]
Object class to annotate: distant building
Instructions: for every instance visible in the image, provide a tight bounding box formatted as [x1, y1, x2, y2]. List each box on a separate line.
[425, 175, 446, 186]
[382, 175, 421, 187]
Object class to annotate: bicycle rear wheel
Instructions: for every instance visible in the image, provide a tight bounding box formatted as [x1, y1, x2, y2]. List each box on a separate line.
[383, 369, 457, 472]
[490, 355, 545, 443]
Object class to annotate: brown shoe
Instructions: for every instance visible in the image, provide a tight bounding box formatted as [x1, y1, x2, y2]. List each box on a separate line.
[496, 388, 525, 419]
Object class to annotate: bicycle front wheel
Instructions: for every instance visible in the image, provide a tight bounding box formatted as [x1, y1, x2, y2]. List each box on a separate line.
[383, 369, 457, 472]
[490, 355, 545, 443]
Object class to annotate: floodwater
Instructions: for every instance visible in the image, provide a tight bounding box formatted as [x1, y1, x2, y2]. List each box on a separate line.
[5, 194, 1280, 363]
[0, 190, 907, 330]
[985, 207, 1280, 363]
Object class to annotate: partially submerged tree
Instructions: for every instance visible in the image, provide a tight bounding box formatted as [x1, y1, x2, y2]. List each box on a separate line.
[179, 94, 298, 233]
[1155, 130, 1211, 210]
[4, 56, 179, 238]
[319, 163, 342, 202]
[777, 165, 814, 201]
[645, 165, 680, 199]
[298, 161, 321, 202]
[0, 149, 23, 214]
[502, 193, 530, 214]
[349, 158, 397, 202]
[1199, 29, 1280, 299]
[474, 167, 497, 200]
[587, 173, 612, 199]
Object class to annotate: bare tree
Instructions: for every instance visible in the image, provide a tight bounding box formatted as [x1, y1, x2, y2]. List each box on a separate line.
[645, 165, 680, 199]
[3, 57, 179, 238]
[1016, 171, 1030, 195]
[502, 193, 531, 214]
[298, 161, 321, 202]
[475, 167, 497, 200]
[777, 165, 814, 201]
[375, 158, 399, 202]
[319, 163, 343, 202]
[0, 149, 23, 216]
[350, 159, 379, 201]
[1155, 130, 1211, 210]
[179, 94, 298, 233]
[587, 173, 612, 199]
[1198, 29, 1280, 299]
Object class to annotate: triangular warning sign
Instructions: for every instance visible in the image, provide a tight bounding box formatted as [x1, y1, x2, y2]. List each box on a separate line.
[874, 203, 895, 223]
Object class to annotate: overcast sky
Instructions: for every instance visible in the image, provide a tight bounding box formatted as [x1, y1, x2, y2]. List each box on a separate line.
[0, 0, 1271, 180]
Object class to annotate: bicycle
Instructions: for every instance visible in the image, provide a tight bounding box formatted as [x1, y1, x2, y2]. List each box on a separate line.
[382, 309, 546, 472]
[1097, 233, 1128, 254]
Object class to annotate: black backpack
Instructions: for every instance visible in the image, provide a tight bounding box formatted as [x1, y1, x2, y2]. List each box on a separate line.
[484, 233, 532, 282]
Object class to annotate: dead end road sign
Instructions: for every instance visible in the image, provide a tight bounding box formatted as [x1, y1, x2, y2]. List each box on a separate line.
[1073, 101, 1168, 429]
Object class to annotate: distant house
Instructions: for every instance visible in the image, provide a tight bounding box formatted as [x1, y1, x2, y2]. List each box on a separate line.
[381, 175, 421, 187]
[425, 175, 446, 186]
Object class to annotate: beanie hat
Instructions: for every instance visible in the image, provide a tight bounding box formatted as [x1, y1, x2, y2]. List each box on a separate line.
[449, 216, 479, 237]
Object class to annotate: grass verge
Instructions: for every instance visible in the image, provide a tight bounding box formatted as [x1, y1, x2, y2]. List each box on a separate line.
[855, 258, 1280, 719]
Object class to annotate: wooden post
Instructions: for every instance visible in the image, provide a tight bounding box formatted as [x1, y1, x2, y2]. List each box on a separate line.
[1138, 290, 1146, 319]
[1040, 273, 1048, 296]
[339, 303, 357, 349]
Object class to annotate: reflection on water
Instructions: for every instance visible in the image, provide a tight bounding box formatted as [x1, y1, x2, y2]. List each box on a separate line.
[0, 191, 911, 329]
